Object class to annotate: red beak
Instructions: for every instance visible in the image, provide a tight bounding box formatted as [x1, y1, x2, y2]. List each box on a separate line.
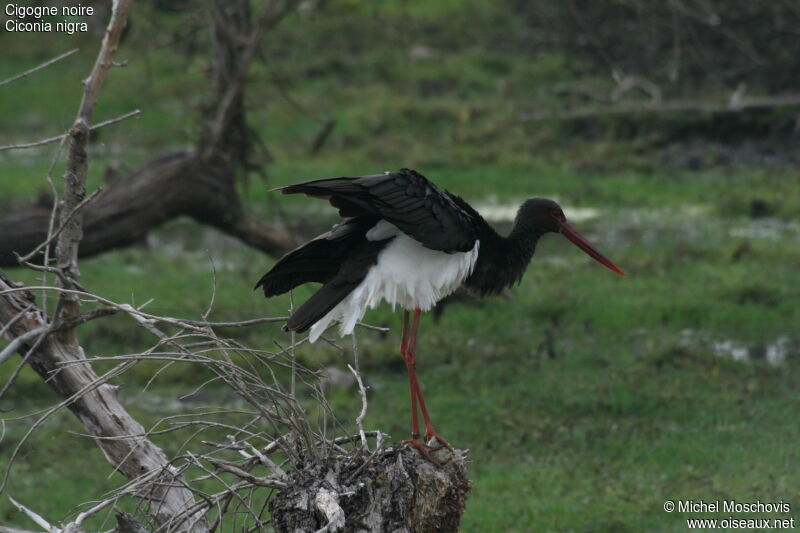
[558, 222, 625, 276]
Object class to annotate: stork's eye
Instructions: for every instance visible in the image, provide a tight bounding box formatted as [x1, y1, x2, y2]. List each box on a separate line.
[550, 210, 566, 223]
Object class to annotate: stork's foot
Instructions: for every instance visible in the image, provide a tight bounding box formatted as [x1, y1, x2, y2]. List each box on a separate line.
[403, 437, 445, 464]
[424, 427, 454, 452]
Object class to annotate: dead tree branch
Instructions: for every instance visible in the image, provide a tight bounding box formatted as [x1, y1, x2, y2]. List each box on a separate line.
[7, 498, 57, 533]
[0, 1, 303, 267]
[56, 0, 132, 318]
[203, 0, 300, 162]
[0, 110, 141, 153]
[0, 272, 208, 532]
[0, 49, 79, 88]
[0, 152, 300, 267]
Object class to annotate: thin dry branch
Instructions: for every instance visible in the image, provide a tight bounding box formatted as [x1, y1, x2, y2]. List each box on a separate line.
[56, 0, 133, 323]
[204, 0, 301, 157]
[16, 189, 103, 263]
[0, 110, 141, 152]
[0, 526, 41, 533]
[0, 326, 48, 364]
[348, 363, 369, 450]
[0, 49, 79, 87]
[7, 498, 57, 533]
[204, 458, 288, 490]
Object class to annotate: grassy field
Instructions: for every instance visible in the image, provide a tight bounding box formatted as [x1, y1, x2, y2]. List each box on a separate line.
[2, 2, 799, 531]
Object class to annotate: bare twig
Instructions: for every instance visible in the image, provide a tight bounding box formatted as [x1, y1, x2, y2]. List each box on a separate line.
[0, 285, 280, 333]
[90, 109, 143, 132]
[0, 327, 48, 364]
[57, 27, 126, 304]
[354, 321, 390, 333]
[17, 189, 103, 264]
[332, 431, 385, 446]
[0, 320, 52, 400]
[0, 110, 141, 152]
[73, 494, 120, 528]
[348, 363, 369, 450]
[182, 316, 290, 328]
[0, 526, 41, 533]
[0, 49, 79, 87]
[0, 133, 75, 153]
[0, 304, 33, 339]
[39, 136, 67, 310]
[309, 119, 336, 155]
[204, 457, 288, 490]
[289, 291, 296, 398]
[8, 497, 57, 533]
[56, 306, 119, 330]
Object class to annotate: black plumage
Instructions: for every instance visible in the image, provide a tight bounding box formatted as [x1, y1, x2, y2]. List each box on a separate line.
[256, 215, 381, 297]
[464, 198, 561, 295]
[282, 238, 387, 333]
[255, 215, 391, 333]
[257, 169, 622, 334]
[278, 169, 481, 253]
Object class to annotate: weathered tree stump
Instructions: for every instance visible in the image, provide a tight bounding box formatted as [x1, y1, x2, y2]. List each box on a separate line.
[270, 444, 471, 533]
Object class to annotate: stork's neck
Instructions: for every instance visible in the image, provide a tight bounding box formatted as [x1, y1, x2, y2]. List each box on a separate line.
[507, 216, 546, 258]
[465, 218, 547, 295]
[503, 218, 546, 277]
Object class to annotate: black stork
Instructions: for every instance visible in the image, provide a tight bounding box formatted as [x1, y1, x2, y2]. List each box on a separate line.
[256, 168, 624, 461]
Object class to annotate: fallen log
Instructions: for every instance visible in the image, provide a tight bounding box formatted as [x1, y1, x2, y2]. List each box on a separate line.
[0, 151, 299, 267]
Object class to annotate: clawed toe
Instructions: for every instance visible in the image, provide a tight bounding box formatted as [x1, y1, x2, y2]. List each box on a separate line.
[403, 438, 442, 465]
[424, 429, 453, 451]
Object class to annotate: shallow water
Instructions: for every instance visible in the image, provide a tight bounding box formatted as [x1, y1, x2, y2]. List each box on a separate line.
[680, 329, 795, 367]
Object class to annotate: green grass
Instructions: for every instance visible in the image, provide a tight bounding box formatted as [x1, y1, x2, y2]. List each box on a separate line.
[1, 1, 799, 531]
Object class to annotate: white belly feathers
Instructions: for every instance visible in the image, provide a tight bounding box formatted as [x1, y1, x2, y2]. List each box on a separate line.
[308, 221, 479, 342]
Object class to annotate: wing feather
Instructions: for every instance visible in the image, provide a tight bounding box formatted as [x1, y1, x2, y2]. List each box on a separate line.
[280, 169, 482, 253]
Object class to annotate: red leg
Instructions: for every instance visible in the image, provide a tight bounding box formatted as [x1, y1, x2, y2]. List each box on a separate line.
[400, 310, 420, 441]
[402, 309, 452, 462]
[400, 309, 410, 356]
[406, 309, 453, 450]
[401, 309, 440, 463]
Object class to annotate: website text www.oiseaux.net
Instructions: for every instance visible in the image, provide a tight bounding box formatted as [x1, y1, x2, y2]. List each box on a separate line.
[664, 500, 795, 529]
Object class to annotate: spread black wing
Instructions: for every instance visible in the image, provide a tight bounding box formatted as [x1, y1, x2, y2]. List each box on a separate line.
[279, 168, 482, 253]
[254, 215, 390, 333]
[255, 216, 380, 297]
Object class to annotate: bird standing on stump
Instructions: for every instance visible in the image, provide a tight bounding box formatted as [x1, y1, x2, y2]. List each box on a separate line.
[256, 169, 624, 461]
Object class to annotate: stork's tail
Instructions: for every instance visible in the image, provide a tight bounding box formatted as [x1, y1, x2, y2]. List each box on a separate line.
[256, 216, 391, 341]
[284, 281, 354, 335]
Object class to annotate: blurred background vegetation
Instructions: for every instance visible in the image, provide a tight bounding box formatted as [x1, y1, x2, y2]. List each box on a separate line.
[1, 1, 799, 531]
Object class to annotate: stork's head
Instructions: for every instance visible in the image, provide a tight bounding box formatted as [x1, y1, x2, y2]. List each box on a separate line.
[517, 198, 625, 276]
